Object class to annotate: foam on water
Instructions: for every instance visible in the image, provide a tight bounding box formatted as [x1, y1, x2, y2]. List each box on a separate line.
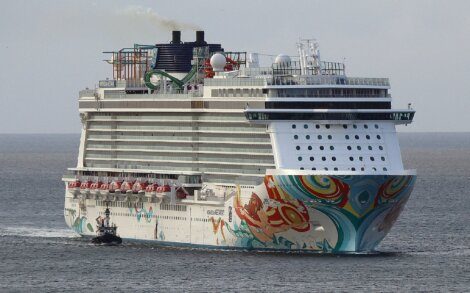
[0, 226, 79, 238]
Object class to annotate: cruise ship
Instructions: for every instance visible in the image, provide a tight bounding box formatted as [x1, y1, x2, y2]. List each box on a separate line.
[63, 31, 416, 252]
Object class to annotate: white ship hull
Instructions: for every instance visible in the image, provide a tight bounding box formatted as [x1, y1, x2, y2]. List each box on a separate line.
[65, 172, 415, 252]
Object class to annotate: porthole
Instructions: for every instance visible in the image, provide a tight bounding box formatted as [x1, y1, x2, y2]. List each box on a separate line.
[317, 135, 322, 139]
[353, 124, 357, 129]
[345, 135, 350, 140]
[366, 135, 370, 140]
[357, 146, 361, 150]
[351, 167, 356, 171]
[349, 156, 354, 161]
[292, 124, 297, 129]
[300, 167, 304, 170]
[312, 167, 316, 170]
[359, 156, 363, 161]
[379, 146, 384, 150]
[364, 124, 368, 129]
[330, 146, 334, 150]
[370, 157, 375, 161]
[327, 135, 332, 140]
[319, 146, 324, 150]
[298, 156, 302, 161]
[294, 135, 298, 140]
[381, 156, 385, 161]
[375, 124, 379, 129]
[296, 146, 300, 150]
[361, 167, 365, 171]
[325, 124, 330, 129]
[308, 146, 313, 150]
[347, 146, 352, 150]
[304, 124, 308, 129]
[324, 167, 328, 171]
[315, 125, 320, 129]
[322, 156, 326, 161]
[343, 124, 348, 129]
[332, 157, 336, 161]
[355, 135, 359, 140]
[383, 167, 388, 171]
[368, 146, 373, 150]
[334, 167, 338, 171]
[372, 167, 377, 171]
[310, 157, 314, 161]
[306, 135, 311, 140]
[377, 135, 381, 140]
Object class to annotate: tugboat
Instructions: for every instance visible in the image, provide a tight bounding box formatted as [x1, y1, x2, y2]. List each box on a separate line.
[91, 204, 122, 245]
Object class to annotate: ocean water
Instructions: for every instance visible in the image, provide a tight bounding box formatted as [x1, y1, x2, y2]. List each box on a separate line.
[0, 133, 469, 292]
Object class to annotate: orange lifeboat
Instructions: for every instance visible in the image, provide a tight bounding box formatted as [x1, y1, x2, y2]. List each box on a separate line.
[109, 180, 122, 193]
[80, 180, 93, 190]
[68, 180, 81, 197]
[132, 181, 148, 194]
[120, 180, 134, 194]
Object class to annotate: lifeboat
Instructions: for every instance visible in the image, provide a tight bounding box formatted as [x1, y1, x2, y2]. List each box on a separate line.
[120, 180, 135, 195]
[156, 185, 171, 199]
[68, 180, 81, 197]
[90, 181, 103, 197]
[109, 180, 122, 194]
[80, 180, 93, 198]
[132, 181, 148, 195]
[99, 182, 110, 198]
[145, 183, 159, 201]
[176, 188, 188, 200]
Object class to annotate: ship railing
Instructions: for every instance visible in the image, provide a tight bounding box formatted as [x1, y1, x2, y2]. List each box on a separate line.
[79, 89, 96, 98]
[268, 76, 390, 87]
[204, 78, 267, 87]
[102, 91, 203, 99]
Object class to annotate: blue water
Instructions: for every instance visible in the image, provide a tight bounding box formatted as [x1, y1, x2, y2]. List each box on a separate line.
[0, 133, 469, 292]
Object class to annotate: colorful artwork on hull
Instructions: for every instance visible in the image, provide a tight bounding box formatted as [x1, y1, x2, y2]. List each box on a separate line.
[226, 175, 415, 252]
[130, 205, 153, 223]
[65, 208, 94, 234]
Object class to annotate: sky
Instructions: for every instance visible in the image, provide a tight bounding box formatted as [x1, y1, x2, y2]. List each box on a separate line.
[0, 0, 469, 133]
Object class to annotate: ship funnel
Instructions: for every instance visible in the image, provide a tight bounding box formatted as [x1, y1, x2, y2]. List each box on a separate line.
[171, 31, 182, 44]
[196, 31, 205, 44]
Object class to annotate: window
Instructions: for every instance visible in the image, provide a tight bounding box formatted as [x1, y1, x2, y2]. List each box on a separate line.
[383, 167, 388, 171]
[366, 135, 370, 140]
[317, 135, 322, 139]
[325, 124, 330, 129]
[306, 135, 311, 140]
[312, 167, 316, 170]
[345, 135, 350, 140]
[292, 124, 296, 129]
[351, 167, 356, 171]
[320, 146, 324, 150]
[359, 156, 363, 161]
[377, 135, 381, 140]
[370, 157, 375, 161]
[334, 167, 338, 171]
[332, 157, 336, 161]
[330, 146, 334, 150]
[347, 146, 352, 150]
[310, 157, 314, 161]
[381, 156, 385, 161]
[308, 146, 313, 150]
[300, 167, 304, 170]
[322, 157, 326, 161]
[294, 135, 299, 140]
[375, 124, 379, 129]
[379, 146, 384, 150]
[364, 124, 368, 129]
[349, 156, 354, 161]
[298, 156, 302, 161]
[316, 125, 320, 129]
[343, 124, 348, 129]
[328, 135, 332, 140]
[296, 146, 300, 150]
[357, 146, 362, 150]
[353, 124, 357, 129]
[368, 146, 373, 150]
[304, 124, 308, 129]
[355, 135, 359, 139]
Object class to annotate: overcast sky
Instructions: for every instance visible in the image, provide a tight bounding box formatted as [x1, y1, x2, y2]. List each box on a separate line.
[0, 0, 469, 133]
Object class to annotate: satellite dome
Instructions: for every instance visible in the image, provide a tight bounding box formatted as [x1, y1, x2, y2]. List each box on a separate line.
[274, 54, 291, 66]
[210, 53, 226, 72]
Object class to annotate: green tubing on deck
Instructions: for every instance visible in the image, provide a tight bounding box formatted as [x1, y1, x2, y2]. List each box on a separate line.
[144, 66, 198, 90]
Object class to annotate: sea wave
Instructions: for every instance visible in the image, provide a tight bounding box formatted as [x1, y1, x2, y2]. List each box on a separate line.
[0, 226, 79, 238]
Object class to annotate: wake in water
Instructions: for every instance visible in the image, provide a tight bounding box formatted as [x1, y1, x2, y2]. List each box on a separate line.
[0, 226, 79, 238]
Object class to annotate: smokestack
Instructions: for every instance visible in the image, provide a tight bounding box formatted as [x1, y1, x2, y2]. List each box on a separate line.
[196, 31, 205, 44]
[171, 31, 181, 44]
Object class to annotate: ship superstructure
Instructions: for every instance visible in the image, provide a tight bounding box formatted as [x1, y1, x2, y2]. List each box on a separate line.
[64, 31, 416, 252]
